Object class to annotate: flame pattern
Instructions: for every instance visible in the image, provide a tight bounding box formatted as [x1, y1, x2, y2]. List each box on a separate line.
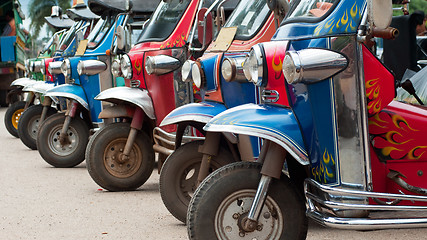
[366, 77, 383, 116]
[271, 48, 283, 79]
[314, 2, 362, 36]
[134, 58, 142, 76]
[370, 111, 427, 160]
[160, 33, 187, 49]
[312, 149, 336, 183]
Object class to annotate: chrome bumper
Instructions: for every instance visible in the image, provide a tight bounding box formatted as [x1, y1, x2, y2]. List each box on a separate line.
[305, 179, 427, 230]
[152, 127, 204, 156]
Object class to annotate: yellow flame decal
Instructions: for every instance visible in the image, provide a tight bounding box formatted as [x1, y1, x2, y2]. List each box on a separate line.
[271, 49, 283, 73]
[392, 115, 419, 132]
[350, 2, 358, 18]
[341, 11, 348, 25]
[385, 131, 412, 145]
[382, 146, 403, 156]
[134, 58, 142, 75]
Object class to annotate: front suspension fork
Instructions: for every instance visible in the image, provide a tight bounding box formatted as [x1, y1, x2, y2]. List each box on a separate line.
[24, 92, 35, 110]
[39, 97, 53, 127]
[197, 132, 221, 185]
[243, 140, 287, 232]
[59, 100, 79, 145]
[120, 107, 145, 163]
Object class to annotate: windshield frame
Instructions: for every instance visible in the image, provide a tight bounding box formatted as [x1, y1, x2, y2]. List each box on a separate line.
[87, 14, 114, 49]
[136, 0, 192, 44]
[222, 0, 272, 41]
[280, 0, 339, 26]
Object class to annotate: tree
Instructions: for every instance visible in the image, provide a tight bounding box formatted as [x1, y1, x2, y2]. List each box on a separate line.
[28, 0, 71, 39]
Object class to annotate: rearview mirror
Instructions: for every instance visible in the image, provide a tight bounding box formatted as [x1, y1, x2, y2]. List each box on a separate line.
[197, 8, 213, 49]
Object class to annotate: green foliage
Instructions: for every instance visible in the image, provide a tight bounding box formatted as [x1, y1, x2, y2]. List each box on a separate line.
[409, 0, 427, 14]
[28, 0, 71, 39]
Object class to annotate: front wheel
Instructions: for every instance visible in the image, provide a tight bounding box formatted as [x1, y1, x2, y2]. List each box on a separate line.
[37, 112, 90, 168]
[17, 104, 56, 150]
[85, 122, 155, 191]
[187, 161, 308, 240]
[4, 101, 26, 137]
[159, 140, 235, 223]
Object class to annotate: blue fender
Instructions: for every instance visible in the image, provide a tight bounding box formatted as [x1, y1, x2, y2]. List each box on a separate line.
[205, 103, 309, 165]
[160, 101, 227, 127]
[45, 84, 89, 110]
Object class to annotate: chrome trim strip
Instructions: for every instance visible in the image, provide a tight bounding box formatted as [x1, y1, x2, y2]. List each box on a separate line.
[205, 124, 309, 165]
[307, 210, 427, 230]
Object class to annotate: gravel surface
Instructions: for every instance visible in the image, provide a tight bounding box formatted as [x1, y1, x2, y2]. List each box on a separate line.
[1, 107, 427, 239]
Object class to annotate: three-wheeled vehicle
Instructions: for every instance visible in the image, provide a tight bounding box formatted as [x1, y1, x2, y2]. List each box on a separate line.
[4, 6, 74, 138]
[36, 0, 155, 167]
[85, 0, 238, 192]
[187, 0, 427, 239]
[16, 2, 100, 150]
[157, 0, 288, 223]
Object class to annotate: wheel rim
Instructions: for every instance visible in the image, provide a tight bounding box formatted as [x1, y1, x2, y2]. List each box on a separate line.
[177, 160, 222, 205]
[12, 108, 24, 129]
[177, 161, 200, 204]
[215, 190, 283, 240]
[47, 124, 80, 156]
[28, 115, 41, 139]
[103, 137, 142, 178]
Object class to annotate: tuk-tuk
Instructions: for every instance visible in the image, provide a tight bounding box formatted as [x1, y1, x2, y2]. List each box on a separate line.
[85, 0, 239, 192]
[16, 2, 99, 150]
[187, 0, 427, 239]
[158, 0, 288, 223]
[36, 0, 155, 167]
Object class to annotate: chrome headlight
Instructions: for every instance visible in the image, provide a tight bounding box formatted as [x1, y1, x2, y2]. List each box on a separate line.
[222, 56, 246, 82]
[41, 60, 46, 75]
[191, 62, 204, 88]
[33, 61, 42, 73]
[77, 60, 107, 76]
[48, 61, 62, 75]
[61, 59, 71, 77]
[145, 55, 181, 75]
[120, 54, 133, 79]
[243, 45, 264, 86]
[181, 60, 194, 82]
[111, 59, 122, 78]
[283, 49, 348, 84]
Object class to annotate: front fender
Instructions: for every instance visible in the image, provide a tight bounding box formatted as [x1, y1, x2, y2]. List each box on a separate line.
[95, 87, 155, 119]
[22, 81, 55, 94]
[45, 84, 89, 110]
[205, 103, 309, 165]
[11, 77, 37, 88]
[160, 101, 227, 127]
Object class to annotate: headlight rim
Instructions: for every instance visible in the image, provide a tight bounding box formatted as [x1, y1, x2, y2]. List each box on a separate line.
[120, 54, 133, 79]
[191, 61, 204, 89]
[243, 44, 264, 86]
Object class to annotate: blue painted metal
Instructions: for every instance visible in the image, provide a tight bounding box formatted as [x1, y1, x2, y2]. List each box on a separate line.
[204, 103, 308, 165]
[273, 0, 366, 41]
[199, 54, 219, 91]
[45, 84, 89, 110]
[47, 15, 126, 124]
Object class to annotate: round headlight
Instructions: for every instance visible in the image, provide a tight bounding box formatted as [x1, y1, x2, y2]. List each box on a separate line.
[41, 60, 46, 75]
[181, 60, 193, 82]
[221, 58, 234, 82]
[111, 59, 122, 78]
[120, 54, 133, 79]
[243, 45, 263, 86]
[282, 52, 301, 84]
[33, 61, 42, 73]
[145, 56, 155, 75]
[61, 59, 71, 77]
[77, 61, 83, 76]
[191, 62, 203, 88]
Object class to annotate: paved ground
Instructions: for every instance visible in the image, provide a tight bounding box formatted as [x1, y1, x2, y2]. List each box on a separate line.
[1, 107, 427, 239]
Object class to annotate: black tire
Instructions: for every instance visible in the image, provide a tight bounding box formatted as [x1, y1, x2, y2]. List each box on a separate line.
[187, 161, 308, 240]
[4, 101, 26, 137]
[85, 122, 155, 191]
[159, 140, 236, 223]
[37, 112, 90, 168]
[17, 104, 57, 150]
